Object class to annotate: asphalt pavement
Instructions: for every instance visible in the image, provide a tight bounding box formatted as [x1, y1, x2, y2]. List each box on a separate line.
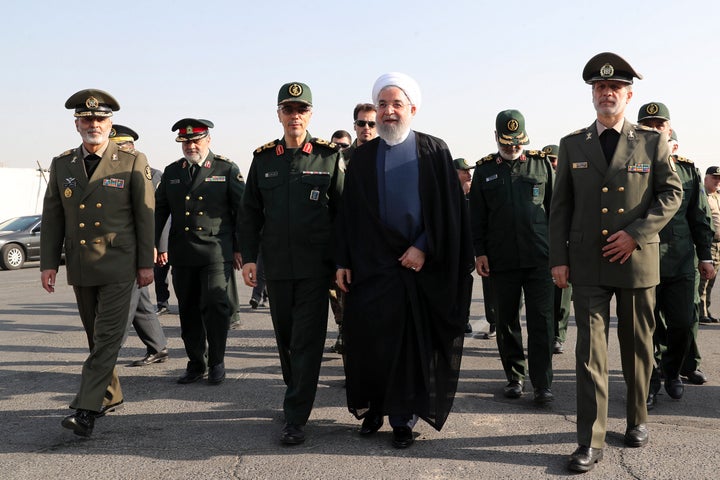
[1, 263, 719, 479]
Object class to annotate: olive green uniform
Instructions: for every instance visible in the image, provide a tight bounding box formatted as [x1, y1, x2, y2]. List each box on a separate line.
[470, 150, 554, 389]
[651, 157, 713, 387]
[239, 133, 344, 425]
[549, 120, 682, 449]
[41, 142, 155, 412]
[155, 151, 244, 373]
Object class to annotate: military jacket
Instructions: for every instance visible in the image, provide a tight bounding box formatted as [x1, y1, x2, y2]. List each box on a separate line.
[239, 132, 345, 280]
[549, 119, 682, 288]
[40, 142, 155, 286]
[470, 150, 553, 271]
[658, 156, 713, 275]
[155, 151, 245, 267]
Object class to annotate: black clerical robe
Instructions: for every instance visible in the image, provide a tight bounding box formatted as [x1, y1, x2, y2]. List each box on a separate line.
[335, 131, 474, 430]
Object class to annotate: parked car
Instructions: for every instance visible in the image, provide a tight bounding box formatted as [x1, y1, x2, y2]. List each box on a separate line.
[0, 215, 43, 270]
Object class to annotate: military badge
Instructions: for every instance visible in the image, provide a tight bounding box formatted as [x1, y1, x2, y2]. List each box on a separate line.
[485, 174, 498, 182]
[628, 164, 650, 173]
[627, 131, 635, 140]
[646, 103, 659, 115]
[507, 119, 519, 132]
[586, 132, 593, 141]
[63, 177, 77, 188]
[289, 83, 303, 97]
[572, 162, 588, 169]
[145, 165, 152, 180]
[205, 176, 226, 182]
[302, 143, 313, 154]
[103, 178, 126, 188]
[85, 96, 99, 109]
[600, 63, 614, 78]
[309, 188, 320, 201]
[64, 187, 73, 198]
[204, 160, 211, 168]
[110, 128, 117, 138]
[186, 125, 193, 134]
[276, 144, 284, 156]
[543, 146, 553, 154]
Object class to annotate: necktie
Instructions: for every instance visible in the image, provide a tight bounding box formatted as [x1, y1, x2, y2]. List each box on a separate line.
[189, 164, 198, 182]
[84, 153, 101, 177]
[599, 129, 620, 164]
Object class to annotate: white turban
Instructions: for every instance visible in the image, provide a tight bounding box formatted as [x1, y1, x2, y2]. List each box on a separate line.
[371, 72, 422, 111]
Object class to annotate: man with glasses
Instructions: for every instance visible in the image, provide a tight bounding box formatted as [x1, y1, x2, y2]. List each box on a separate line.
[330, 130, 352, 150]
[240, 82, 345, 445]
[344, 103, 378, 163]
[155, 118, 245, 386]
[336, 72, 473, 449]
[41, 89, 155, 437]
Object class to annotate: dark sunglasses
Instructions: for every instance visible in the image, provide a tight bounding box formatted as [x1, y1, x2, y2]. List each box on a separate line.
[279, 105, 312, 115]
[334, 142, 350, 148]
[355, 120, 376, 128]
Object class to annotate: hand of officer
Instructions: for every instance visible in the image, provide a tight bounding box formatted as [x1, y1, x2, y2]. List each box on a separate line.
[602, 230, 638, 264]
[137, 267, 154, 287]
[242, 263, 257, 287]
[551, 265, 570, 289]
[336, 268, 352, 293]
[699, 261, 716, 280]
[41, 269, 56, 293]
[475, 255, 490, 277]
[233, 252, 243, 270]
[399, 246, 425, 272]
[156, 251, 168, 266]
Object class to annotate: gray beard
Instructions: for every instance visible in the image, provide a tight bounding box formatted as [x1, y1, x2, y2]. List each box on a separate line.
[377, 123, 410, 146]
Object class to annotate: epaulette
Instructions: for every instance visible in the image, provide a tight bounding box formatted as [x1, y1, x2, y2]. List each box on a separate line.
[254, 139, 279, 154]
[477, 153, 496, 166]
[214, 154, 230, 162]
[54, 149, 74, 159]
[311, 137, 339, 150]
[525, 149, 545, 158]
[672, 154, 693, 164]
[564, 128, 587, 138]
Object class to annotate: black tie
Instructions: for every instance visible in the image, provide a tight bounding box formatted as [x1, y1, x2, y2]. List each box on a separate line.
[189, 164, 199, 182]
[84, 153, 101, 177]
[599, 129, 620, 164]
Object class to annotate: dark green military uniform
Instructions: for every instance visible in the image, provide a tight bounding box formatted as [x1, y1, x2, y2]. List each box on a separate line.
[240, 131, 344, 426]
[470, 144, 555, 392]
[155, 131, 245, 377]
[650, 155, 713, 393]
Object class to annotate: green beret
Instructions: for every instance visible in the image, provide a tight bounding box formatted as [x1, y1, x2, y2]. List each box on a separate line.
[496, 109, 529, 146]
[582, 52, 642, 84]
[278, 82, 312, 106]
[638, 102, 670, 122]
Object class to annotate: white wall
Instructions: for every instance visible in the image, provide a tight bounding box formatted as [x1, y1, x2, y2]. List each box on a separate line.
[0, 168, 48, 222]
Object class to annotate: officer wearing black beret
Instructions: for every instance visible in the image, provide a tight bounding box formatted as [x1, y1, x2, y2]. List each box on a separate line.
[154, 118, 245, 386]
[550, 53, 682, 472]
[41, 88, 155, 437]
[239, 82, 345, 445]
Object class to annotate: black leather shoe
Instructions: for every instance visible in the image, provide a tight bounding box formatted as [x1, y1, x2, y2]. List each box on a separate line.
[682, 370, 708, 385]
[208, 363, 226, 385]
[486, 324, 497, 338]
[464, 322, 472, 334]
[553, 340, 564, 354]
[391, 426, 414, 448]
[503, 380, 523, 399]
[700, 316, 719, 324]
[624, 424, 649, 447]
[280, 423, 305, 445]
[96, 400, 124, 418]
[533, 388, 554, 404]
[665, 377, 684, 399]
[249, 297, 259, 309]
[61, 409, 96, 437]
[568, 445, 603, 472]
[177, 370, 206, 384]
[130, 348, 168, 367]
[359, 414, 383, 435]
[646, 392, 657, 410]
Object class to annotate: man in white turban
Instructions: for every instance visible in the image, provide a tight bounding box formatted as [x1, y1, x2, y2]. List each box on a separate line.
[335, 72, 474, 449]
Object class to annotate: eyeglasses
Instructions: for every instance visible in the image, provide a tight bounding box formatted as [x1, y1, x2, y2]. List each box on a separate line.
[279, 105, 312, 115]
[334, 142, 350, 149]
[355, 120, 376, 128]
[376, 101, 411, 111]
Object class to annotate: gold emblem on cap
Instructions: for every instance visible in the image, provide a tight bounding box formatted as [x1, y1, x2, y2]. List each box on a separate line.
[85, 96, 99, 109]
[109, 128, 116, 138]
[507, 119, 519, 132]
[646, 103, 659, 115]
[288, 83, 303, 97]
[600, 63, 614, 78]
[543, 146, 552, 154]
[185, 125, 193, 134]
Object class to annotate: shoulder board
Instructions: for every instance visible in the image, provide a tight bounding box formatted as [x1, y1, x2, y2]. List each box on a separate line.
[54, 149, 74, 159]
[254, 139, 279, 154]
[478, 153, 496, 165]
[673, 154, 693, 164]
[564, 128, 587, 138]
[214, 154, 230, 162]
[525, 149, 545, 158]
[311, 137, 338, 150]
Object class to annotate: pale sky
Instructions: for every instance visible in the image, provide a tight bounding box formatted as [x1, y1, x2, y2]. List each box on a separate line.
[2, 0, 719, 177]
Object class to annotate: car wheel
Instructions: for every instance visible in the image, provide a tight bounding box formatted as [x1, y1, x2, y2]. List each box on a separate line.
[0, 244, 25, 270]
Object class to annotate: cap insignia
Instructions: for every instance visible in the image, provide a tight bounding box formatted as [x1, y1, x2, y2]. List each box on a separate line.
[185, 125, 193, 134]
[85, 96, 99, 109]
[543, 146, 552, 154]
[288, 83, 303, 97]
[600, 63, 614, 78]
[109, 128, 116, 138]
[507, 119, 519, 132]
[646, 103, 659, 115]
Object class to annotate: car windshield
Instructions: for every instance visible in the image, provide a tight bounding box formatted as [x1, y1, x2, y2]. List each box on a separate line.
[0, 216, 41, 232]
